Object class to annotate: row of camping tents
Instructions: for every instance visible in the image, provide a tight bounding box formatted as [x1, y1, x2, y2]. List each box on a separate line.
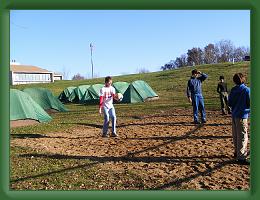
[58, 80, 159, 104]
[10, 88, 68, 123]
[10, 80, 158, 124]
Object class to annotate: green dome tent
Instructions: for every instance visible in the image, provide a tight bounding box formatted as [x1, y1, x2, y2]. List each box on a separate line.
[112, 81, 130, 94]
[10, 89, 52, 123]
[68, 85, 90, 103]
[58, 86, 77, 103]
[81, 83, 103, 104]
[122, 80, 159, 103]
[23, 87, 68, 112]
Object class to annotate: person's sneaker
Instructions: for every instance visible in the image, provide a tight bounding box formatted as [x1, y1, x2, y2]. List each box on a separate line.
[201, 120, 207, 124]
[193, 121, 200, 124]
[234, 151, 250, 159]
[237, 159, 250, 165]
[111, 133, 118, 137]
[102, 133, 109, 138]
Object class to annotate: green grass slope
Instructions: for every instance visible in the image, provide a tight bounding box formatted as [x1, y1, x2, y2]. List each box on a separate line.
[12, 61, 250, 108]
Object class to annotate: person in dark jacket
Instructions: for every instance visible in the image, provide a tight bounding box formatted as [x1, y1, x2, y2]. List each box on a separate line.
[228, 73, 250, 165]
[217, 75, 231, 115]
[187, 69, 208, 124]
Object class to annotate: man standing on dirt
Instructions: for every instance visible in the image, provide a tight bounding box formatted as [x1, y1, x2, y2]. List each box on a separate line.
[186, 69, 208, 124]
[217, 75, 231, 115]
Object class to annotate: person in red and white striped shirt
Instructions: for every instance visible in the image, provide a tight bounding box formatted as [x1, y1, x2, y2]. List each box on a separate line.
[99, 76, 117, 137]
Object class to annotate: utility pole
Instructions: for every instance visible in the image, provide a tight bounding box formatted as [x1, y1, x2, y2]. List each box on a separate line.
[90, 43, 94, 79]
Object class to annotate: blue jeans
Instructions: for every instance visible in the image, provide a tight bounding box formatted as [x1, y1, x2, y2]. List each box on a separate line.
[192, 94, 206, 122]
[103, 107, 116, 134]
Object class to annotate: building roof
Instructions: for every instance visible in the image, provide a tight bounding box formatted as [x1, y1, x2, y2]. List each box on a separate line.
[54, 73, 63, 76]
[10, 64, 52, 73]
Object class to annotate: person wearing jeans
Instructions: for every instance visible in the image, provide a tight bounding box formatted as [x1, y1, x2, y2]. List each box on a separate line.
[187, 69, 208, 124]
[102, 106, 116, 136]
[191, 93, 206, 124]
[99, 76, 118, 137]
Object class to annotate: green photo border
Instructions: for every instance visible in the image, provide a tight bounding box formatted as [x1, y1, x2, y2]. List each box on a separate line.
[0, 0, 259, 199]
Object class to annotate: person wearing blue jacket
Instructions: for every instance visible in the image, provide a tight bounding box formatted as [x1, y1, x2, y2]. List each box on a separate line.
[228, 73, 250, 165]
[187, 69, 208, 124]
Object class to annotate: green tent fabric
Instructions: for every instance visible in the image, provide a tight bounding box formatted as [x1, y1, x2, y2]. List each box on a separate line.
[81, 83, 103, 104]
[10, 89, 52, 123]
[112, 82, 130, 94]
[68, 85, 90, 103]
[23, 87, 68, 112]
[122, 80, 159, 103]
[80, 89, 94, 103]
[58, 86, 77, 102]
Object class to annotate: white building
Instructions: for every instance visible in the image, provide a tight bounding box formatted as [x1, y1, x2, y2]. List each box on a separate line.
[10, 62, 63, 85]
[53, 73, 63, 81]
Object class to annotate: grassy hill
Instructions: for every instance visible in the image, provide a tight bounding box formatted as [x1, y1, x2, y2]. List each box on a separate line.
[11, 61, 250, 134]
[12, 61, 250, 106]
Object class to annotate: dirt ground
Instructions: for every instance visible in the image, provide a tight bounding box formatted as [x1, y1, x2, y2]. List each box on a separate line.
[10, 109, 58, 128]
[10, 108, 250, 190]
[10, 119, 40, 128]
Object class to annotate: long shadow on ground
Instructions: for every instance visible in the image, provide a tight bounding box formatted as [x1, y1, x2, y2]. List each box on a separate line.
[64, 122, 231, 128]
[11, 134, 93, 140]
[125, 135, 232, 141]
[13, 153, 235, 185]
[152, 159, 238, 190]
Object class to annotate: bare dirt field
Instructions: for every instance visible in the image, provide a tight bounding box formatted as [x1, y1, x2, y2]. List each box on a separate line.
[10, 108, 250, 190]
[10, 119, 40, 128]
[10, 109, 58, 128]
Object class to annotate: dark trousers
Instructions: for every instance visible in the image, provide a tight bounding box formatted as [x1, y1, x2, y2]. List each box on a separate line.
[219, 92, 231, 114]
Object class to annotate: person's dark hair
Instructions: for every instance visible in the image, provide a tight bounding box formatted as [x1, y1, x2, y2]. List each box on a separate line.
[219, 75, 224, 80]
[105, 76, 112, 83]
[192, 69, 198, 75]
[233, 73, 245, 85]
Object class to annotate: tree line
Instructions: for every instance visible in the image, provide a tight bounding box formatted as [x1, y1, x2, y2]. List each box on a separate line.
[161, 40, 250, 71]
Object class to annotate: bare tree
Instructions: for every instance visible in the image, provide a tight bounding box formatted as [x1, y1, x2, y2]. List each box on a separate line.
[72, 73, 85, 80]
[233, 46, 246, 62]
[137, 67, 150, 74]
[174, 54, 188, 68]
[61, 66, 70, 80]
[187, 47, 203, 66]
[160, 39, 249, 71]
[204, 43, 217, 64]
[160, 60, 176, 71]
[215, 40, 235, 63]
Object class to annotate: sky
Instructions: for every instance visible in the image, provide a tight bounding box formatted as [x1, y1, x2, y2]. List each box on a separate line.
[10, 10, 250, 79]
